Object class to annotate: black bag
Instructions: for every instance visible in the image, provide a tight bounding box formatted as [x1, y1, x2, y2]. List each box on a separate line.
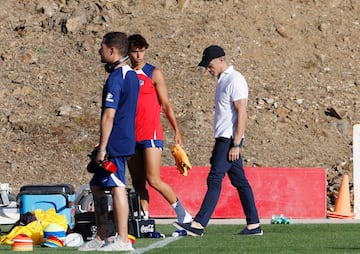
[74, 190, 156, 239]
[128, 190, 156, 238]
[74, 211, 115, 241]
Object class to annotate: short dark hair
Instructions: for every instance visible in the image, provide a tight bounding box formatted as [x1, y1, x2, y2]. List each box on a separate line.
[103, 32, 129, 56]
[128, 34, 149, 49]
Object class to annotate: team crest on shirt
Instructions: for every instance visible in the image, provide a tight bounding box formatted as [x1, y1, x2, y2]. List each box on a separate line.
[139, 80, 144, 87]
[106, 92, 114, 102]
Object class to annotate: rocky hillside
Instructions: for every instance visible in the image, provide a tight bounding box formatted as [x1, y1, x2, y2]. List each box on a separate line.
[1, 0, 359, 210]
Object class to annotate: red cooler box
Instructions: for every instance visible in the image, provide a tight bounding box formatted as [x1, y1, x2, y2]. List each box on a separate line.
[18, 184, 75, 229]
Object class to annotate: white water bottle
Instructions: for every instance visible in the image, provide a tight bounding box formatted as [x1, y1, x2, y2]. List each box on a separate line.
[172, 229, 187, 237]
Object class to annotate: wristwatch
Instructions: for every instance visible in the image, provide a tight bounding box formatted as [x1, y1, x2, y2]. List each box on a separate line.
[233, 143, 241, 148]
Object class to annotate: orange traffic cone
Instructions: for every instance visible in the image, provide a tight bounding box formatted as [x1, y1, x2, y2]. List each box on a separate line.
[328, 174, 354, 219]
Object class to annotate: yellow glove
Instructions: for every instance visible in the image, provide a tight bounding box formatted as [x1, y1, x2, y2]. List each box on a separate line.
[171, 144, 192, 176]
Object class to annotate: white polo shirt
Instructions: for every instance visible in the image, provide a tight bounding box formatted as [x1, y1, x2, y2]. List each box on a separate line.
[214, 65, 248, 139]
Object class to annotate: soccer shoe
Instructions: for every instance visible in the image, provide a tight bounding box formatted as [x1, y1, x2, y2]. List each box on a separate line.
[78, 238, 105, 251]
[238, 226, 263, 236]
[98, 237, 134, 252]
[172, 222, 203, 236]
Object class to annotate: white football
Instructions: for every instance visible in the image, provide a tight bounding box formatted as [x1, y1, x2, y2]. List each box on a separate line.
[64, 233, 84, 247]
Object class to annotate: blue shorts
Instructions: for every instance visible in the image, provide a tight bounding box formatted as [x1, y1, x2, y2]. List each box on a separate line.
[90, 156, 128, 188]
[135, 140, 163, 151]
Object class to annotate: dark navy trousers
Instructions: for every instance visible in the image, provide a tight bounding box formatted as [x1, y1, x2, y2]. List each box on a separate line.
[194, 137, 260, 227]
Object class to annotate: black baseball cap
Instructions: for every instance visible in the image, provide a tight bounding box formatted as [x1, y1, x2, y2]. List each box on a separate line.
[198, 45, 225, 67]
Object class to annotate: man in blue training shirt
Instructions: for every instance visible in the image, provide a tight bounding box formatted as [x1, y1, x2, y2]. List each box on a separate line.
[79, 32, 139, 252]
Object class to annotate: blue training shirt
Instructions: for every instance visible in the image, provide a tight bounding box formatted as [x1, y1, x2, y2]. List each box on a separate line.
[102, 65, 139, 157]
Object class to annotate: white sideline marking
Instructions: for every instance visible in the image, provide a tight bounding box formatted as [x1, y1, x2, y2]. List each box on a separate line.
[131, 236, 180, 254]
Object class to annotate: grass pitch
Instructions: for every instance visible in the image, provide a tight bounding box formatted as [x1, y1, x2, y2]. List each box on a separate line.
[1, 223, 360, 253]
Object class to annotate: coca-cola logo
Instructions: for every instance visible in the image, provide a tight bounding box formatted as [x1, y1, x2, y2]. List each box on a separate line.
[140, 224, 154, 233]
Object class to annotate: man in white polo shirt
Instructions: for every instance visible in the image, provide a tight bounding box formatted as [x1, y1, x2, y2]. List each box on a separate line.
[173, 45, 262, 236]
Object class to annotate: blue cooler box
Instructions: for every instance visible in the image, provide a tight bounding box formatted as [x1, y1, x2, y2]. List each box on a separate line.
[18, 184, 75, 229]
